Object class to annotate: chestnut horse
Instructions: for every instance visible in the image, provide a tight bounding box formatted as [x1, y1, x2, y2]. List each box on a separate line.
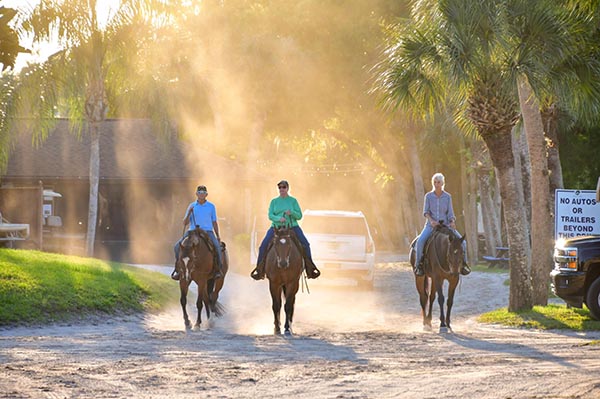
[265, 226, 304, 336]
[175, 228, 228, 330]
[409, 226, 465, 332]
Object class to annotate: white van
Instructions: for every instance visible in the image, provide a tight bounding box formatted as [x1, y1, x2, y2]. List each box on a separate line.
[301, 209, 376, 288]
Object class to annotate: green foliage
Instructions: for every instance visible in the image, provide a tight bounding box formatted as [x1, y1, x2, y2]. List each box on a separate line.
[0, 6, 30, 71]
[478, 304, 600, 330]
[559, 125, 600, 190]
[0, 249, 177, 326]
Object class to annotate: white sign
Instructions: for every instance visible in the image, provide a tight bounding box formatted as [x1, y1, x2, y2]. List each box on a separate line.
[555, 189, 600, 239]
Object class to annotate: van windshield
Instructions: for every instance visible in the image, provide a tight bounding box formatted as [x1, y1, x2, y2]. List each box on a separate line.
[302, 216, 368, 235]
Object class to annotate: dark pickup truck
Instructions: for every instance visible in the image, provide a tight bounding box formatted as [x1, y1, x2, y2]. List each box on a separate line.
[551, 235, 600, 320]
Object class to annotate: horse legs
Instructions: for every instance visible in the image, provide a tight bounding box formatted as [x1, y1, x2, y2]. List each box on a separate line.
[283, 282, 299, 336]
[194, 280, 210, 329]
[269, 282, 283, 335]
[426, 280, 436, 331]
[415, 276, 432, 331]
[435, 279, 448, 333]
[209, 277, 226, 317]
[445, 277, 459, 331]
[179, 281, 192, 330]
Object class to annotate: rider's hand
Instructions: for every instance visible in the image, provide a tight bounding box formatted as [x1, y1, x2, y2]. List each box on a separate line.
[450, 221, 456, 229]
[279, 217, 287, 223]
[284, 210, 291, 215]
[430, 219, 439, 227]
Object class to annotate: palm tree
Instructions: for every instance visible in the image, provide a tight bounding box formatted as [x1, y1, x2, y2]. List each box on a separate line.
[0, 0, 172, 256]
[373, 0, 533, 310]
[503, 1, 600, 304]
[0, 6, 29, 72]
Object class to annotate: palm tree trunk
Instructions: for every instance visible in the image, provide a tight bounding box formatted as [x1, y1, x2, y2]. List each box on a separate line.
[473, 140, 502, 255]
[84, 71, 106, 257]
[542, 103, 564, 214]
[483, 130, 533, 311]
[460, 137, 478, 264]
[517, 77, 554, 306]
[405, 127, 425, 218]
[86, 126, 100, 257]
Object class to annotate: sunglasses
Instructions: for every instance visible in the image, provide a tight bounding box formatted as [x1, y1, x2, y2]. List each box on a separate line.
[278, 186, 288, 189]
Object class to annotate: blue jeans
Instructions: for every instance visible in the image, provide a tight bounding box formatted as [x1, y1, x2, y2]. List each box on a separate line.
[174, 230, 222, 267]
[257, 226, 311, 265]
[416, 223, 467, 265]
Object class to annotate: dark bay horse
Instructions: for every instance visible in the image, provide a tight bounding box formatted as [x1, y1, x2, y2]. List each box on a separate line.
[176, 228, 228, 330]
[265, 226, 304, 336]
[409, 226, 465, 332]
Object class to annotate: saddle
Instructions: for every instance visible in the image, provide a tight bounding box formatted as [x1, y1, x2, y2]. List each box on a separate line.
[412, 224, 454, 268]
[181, 228, 225, 269]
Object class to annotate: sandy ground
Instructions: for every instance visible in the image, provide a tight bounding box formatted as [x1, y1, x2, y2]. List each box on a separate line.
[1, 258, 600, 399]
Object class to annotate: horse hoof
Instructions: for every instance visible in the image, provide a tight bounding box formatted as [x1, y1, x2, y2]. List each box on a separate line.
[284, 329, 293, 337]
[274, 329, 281, 335]
[423, 325, 432, 332]
[439, 326, 449, 333]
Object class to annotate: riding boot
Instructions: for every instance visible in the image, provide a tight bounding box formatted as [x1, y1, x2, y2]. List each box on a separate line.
[251, 258, 266, 280]
[414, 260, 425, 276]
[304, 257, 321, 279]
[460, 261, 471, 276]
[171, 262, 180, 281]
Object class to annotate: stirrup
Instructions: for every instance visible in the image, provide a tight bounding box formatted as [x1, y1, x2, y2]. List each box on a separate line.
[171, 270, 180, 281]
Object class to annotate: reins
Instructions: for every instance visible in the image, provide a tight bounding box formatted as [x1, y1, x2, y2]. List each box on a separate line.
[431, 231, 452, 274]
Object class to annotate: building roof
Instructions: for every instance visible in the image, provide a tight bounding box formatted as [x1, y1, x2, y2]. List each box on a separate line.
[3, 118, 251, 181]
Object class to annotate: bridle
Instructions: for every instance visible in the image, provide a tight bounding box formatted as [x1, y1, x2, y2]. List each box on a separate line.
[431, 230, 463, 275]
[273, 228, 293, 268]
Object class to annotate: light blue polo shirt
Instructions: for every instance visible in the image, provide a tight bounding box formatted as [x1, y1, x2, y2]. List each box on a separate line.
[185, 200, 217, 231]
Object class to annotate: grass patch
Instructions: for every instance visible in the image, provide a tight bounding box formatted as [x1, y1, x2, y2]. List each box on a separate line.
[472, 263, 509, 274]
[478, 304, 600, 330]
[0, 248, 178, 326]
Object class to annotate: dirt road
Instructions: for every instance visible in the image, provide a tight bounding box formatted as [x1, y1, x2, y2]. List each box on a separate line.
[1, 262, 599, 398]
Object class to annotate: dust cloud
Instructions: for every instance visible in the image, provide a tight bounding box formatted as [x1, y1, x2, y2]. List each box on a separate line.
[110, 0, 417, 264]
[144, 264, 426, 336]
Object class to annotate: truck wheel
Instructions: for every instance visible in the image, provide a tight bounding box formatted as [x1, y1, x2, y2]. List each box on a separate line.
[586, 278, 600, 321]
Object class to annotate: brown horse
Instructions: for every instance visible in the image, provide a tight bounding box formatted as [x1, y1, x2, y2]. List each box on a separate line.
[409, 226, 465, 332]
[265, 226, 304, 336]
[175, 228, 228, 330]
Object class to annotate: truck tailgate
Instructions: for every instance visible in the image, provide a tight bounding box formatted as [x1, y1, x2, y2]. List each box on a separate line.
[307, 234, 367, 262]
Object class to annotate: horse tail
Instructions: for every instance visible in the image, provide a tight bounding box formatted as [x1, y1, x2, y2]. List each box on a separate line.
[211, 300, 226, 317]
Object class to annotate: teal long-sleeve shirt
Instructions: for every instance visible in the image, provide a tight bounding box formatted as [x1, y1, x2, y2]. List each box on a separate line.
[268, 195, 302, 227]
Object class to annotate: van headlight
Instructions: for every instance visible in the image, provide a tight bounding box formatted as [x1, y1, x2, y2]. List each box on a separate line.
[553, 245, 578, 271]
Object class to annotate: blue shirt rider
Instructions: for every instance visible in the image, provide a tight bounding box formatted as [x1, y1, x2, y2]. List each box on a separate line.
[171, 185, 223, 281]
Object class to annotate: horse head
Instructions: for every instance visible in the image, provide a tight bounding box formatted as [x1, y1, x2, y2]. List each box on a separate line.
[273, 226, 293, 268]
[446, 233, 466, 275]
[177, 230, 205, 281]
